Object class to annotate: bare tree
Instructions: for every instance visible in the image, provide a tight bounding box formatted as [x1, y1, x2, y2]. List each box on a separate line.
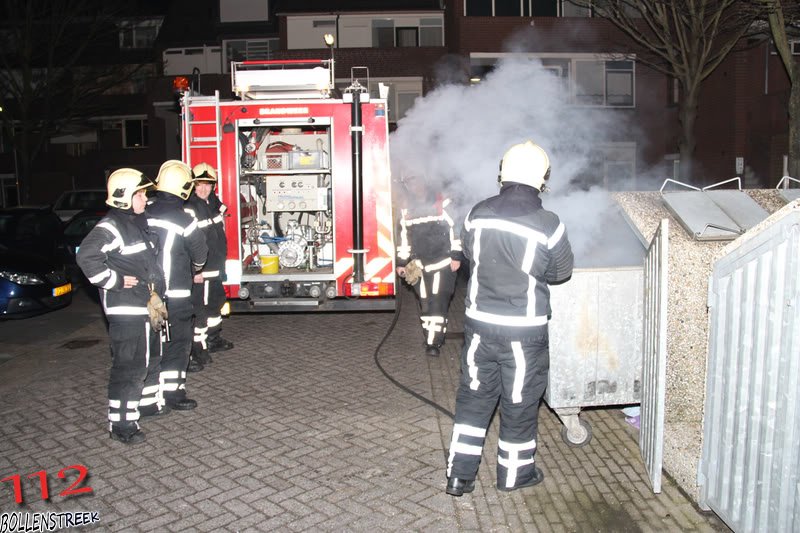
[758, 0, 800, 179]
[570, 1, 760, 182]
[0, 0, 151, 203]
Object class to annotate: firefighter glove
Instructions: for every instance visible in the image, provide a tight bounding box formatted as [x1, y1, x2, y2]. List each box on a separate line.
[147, 290, 169, 332]
[404, 260, 423, 286]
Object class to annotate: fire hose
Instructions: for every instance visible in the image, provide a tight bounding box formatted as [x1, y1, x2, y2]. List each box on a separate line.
[372, 284, 455, 420]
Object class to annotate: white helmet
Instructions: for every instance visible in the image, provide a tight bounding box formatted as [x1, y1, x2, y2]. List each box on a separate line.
[156, 160, 194, 200]
[106, 168, 153, 209]
[499, 141, 551, 191]
[192, 162, 217, 183]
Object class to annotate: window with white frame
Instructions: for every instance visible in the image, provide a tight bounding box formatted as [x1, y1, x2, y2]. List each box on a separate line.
[372, 20, 395, 48]
[224, 38, 279, 70]
[574, 59, 634, 107]
[396, 27, 418, 47]
[123, 119, 148, 149]
[419, 18, 443, 46]
[470, 54, 634, 108]
[369, 17, 442, 48]
[118, 19, 162, 49]
[369, 79, 422, 123]
[465, 0, 632, 16]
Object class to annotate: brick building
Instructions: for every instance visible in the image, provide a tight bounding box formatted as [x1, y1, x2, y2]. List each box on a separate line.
[0, 0, 795, 203]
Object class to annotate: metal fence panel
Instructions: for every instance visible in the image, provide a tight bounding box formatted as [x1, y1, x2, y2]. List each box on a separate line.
[640, 218, 669, 493]
[699, 204, 800, 532]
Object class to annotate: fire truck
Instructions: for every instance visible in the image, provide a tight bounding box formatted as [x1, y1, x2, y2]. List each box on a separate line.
[175, 60, 396, 312]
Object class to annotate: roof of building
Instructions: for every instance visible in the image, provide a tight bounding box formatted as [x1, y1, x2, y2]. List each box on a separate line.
[274, 0, 443, 15]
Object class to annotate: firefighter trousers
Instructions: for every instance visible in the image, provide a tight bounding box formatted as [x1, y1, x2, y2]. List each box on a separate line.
[192, 277, 226, 352]
[107, 320, 161, 431]
[446, 325, 550, 490]
[160, 299, 193, 402]
[412, 258, 457, 347]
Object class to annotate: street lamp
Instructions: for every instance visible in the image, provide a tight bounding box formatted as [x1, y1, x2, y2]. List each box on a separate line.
[324, 33, 335, 91]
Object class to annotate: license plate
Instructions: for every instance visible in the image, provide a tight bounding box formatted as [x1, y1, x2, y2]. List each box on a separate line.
[53, 283, 72, 297]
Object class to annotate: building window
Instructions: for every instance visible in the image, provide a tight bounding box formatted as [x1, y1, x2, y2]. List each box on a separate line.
[465, 0, 492, 16]
[123, 119, 148, 148]
[372, 20, 394, 48]
[369, 79, 422, 123]
[224, 38, 279, 69]
[466, 0, 580, 16]
[118, 19, 162, 49]
[396, 27, 418, 47]
[419, 18, 443, 46]
[313, 20, 335, 28]
[574, 59, 634, 107]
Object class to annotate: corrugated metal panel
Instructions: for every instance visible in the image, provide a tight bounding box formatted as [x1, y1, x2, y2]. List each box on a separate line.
[547, 267, 644, 409]
[699, 202, 800, 532]
[640, 218, 669, 493]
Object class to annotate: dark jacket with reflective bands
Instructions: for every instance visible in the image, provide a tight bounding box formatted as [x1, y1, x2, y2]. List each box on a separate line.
[77, 208, 165, 320]
[184, 192, 227, 279]
[461, 183, 574, 339]
[146, 192, 208, 300]
[396, 196, 463, 267]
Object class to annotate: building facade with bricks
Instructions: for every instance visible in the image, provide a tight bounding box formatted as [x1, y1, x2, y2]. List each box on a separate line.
[1, 0, 796, 205]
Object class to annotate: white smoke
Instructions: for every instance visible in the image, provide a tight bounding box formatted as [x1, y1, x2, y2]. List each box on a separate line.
[390, 55, 646, 266]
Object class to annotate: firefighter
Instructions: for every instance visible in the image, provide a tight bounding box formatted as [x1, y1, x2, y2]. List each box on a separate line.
[395, 173, 463, 357]
[77, 168, 168, 444]
[185, 163, 231, 367]
[147, 160, 208, 410]
[445, 141, 574, 496]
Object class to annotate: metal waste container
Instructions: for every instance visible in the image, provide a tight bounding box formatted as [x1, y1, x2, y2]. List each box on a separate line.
[546, 207, 645, 446]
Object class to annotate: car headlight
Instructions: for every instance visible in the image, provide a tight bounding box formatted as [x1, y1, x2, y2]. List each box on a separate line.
[0, 271, 46, 285]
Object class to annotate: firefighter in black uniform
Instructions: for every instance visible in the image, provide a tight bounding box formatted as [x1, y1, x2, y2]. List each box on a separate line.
[445, 141, 574, 496]
[396, 173, 463, 357]
[77, 168, 168, 444]
[185, 163, 231, 367]
[147, 160, 208, 410]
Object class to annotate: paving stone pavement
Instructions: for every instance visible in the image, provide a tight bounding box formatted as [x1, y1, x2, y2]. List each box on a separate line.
[0, 282, 730, 532]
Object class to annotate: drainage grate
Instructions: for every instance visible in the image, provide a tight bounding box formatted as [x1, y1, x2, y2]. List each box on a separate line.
[61, 339, 101, 350]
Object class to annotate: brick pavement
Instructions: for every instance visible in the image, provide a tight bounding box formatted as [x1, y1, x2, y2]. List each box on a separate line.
[0, 283, 729, 532]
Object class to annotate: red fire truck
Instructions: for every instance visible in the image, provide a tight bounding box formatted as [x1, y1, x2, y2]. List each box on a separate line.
[176, 60, 396, 312]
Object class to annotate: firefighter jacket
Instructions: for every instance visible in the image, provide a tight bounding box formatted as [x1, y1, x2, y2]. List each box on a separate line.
[461, 183, 574, 339]
[185, 192, 227, 279]
[396, 195, 463, 267]
[146, 192, 208, 300]
[77, 208, 165, 320]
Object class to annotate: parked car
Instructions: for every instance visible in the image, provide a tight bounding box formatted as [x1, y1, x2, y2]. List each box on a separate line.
[0, 207, 72, 317]
[0, 206, 65, 258]
[53, 189, 106, 222]
[62, 208, 108, 280]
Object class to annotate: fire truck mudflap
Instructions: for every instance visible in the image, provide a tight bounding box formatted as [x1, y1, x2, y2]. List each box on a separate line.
[177, 60, 396, 312]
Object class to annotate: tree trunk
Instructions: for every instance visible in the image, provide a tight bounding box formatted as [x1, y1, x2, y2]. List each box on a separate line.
[678, 87, 699, 184]
[788, 61, 800, 180]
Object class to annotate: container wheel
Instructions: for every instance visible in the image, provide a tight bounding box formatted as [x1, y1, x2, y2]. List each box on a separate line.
[560, 418, 592, 447]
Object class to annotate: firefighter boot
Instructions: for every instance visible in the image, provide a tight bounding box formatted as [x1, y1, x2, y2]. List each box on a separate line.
[445, 477, 475, 497]
[139, 404, 171, 418]
[187, 357, 204, 373]
[191, 344, 213, 365]
[110, 424, 146, 445]
[165, 393, 198, 411]
[208, 335, 234, 353]
[425, 345, 440, 357]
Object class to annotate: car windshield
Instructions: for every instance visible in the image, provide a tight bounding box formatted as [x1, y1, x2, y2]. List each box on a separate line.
[55, 191, 106, 210]
[0, 214, 16, 237]
[64, 214, 104, 237]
